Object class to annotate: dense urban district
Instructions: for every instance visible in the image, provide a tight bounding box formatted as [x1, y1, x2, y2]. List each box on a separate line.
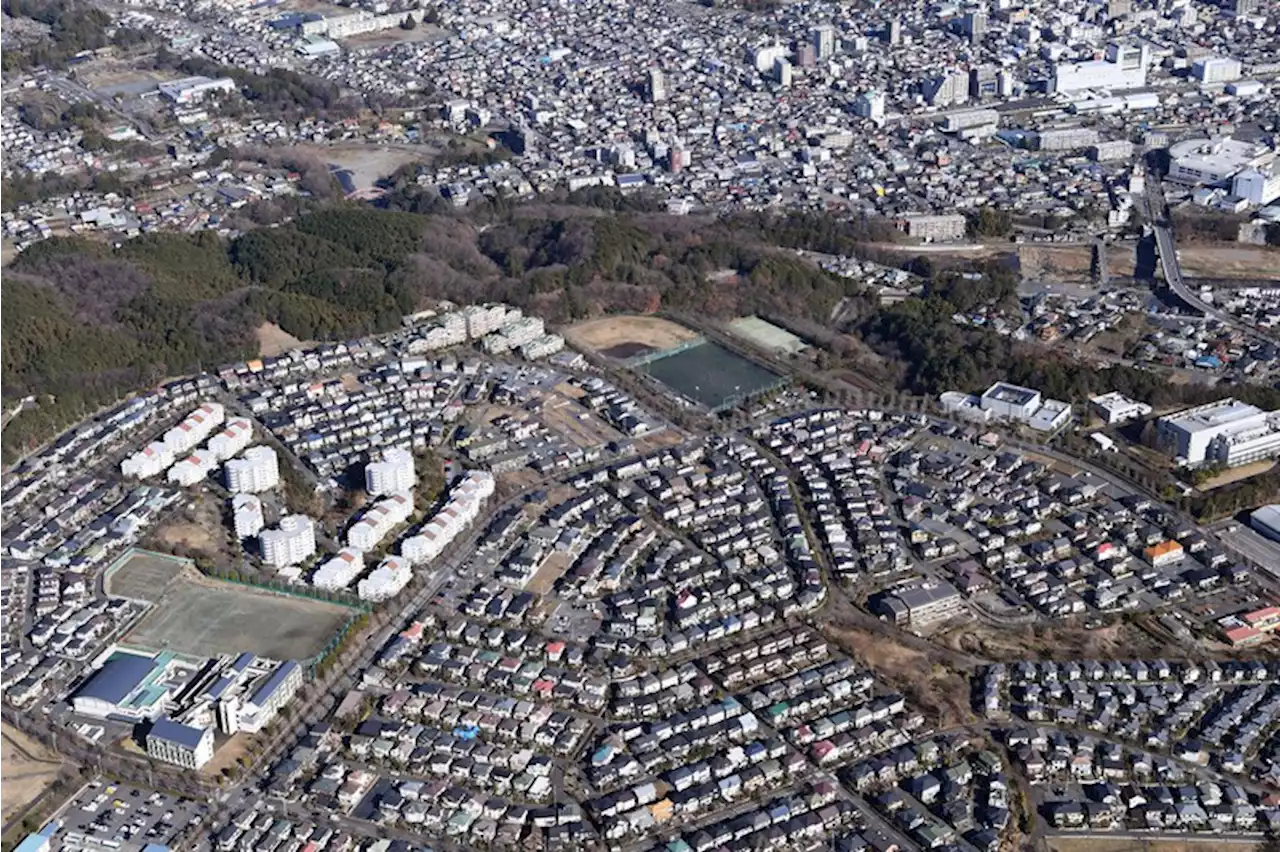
[3, 0, 1280, 849]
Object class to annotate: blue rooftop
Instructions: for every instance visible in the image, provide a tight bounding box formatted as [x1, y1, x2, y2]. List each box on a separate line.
[149, 718, 208, 749]
[75, 653, 157, 706]
[249, 660, 299, 707]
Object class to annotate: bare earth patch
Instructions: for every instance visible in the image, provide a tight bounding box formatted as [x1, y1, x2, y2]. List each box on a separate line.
[942, 621, 1167, 661]
[564, 315, 699, 357]
[1198, 459, 1276, 491]
[2, 722, 65, 823]
[256, 322, 311, 358]
[1177, 245, 1280, 279]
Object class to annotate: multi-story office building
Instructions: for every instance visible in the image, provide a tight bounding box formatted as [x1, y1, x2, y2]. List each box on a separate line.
[1157, 398, 1280, 466]
[147, 718, 214, 769]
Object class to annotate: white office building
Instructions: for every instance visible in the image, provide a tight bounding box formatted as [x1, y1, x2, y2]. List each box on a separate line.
[1090, 392, 1153, 425]
[853, 90, 886, 123]
[232, 494, 265, 539]
[347, 493, 414, 552]
[313, 548, 365, 591]
[157, 76, 235, 105]
[358, 555, 412, 601]
[942, 381, 1075, 433]
[1233, 165, 1280, 207]
[1207, 419, 1280, 468]
[1192, 56, 1242, 84]
[261, 514, 316, 568]
[1157, 398, 1280, 467]
[365, 447, 416, 496]
[147, 718, 214, 769]
[225, 446, 280, 493]
[1050, 42, 1150, 94]
[1169, 136, 1276, 186]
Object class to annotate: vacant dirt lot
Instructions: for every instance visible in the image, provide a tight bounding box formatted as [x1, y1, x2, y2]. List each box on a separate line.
[564, 315, 699, 358]
[256, 322, 310, 358]
[1178, 245, 1280, 279]
[2, 723, 64, 823]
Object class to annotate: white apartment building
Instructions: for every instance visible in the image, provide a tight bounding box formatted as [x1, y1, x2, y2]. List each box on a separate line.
[121, 441, 175, 479]
[358, 555, 412, 601]
[347, 493, 414, 551]
[167, 449, 217, 487]
[365, 447, 416, 496]
[482, 316, 546, 354]
[460, 304, 515, 339]
[162, 402, 225, 456]
[261, 514, 316, 568]
[225, 446, 280, 493]
[206, 418, 254, 461]
[520, 334, 566, 360]
[400, 471, 494, 565]
[313, 547, 365, 591]
[232, 494, 265, 539]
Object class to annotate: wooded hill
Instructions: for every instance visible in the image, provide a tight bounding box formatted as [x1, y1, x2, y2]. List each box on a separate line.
[1, 201, 871, 460]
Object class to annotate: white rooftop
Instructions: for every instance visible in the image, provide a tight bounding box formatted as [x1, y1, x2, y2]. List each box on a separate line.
[1163, 398, 1264, 433]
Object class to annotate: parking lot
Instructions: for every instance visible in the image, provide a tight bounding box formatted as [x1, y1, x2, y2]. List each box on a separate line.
[43, 778, 206, 851]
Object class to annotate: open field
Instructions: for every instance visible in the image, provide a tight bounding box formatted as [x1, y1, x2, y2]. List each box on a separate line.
[105, 549, 190, 604]
[289, 142, 440, 194]
[2, 723, 65, 824]
[1178, 245, 1280, 279]
[108, 551, 353, 660]
[564, 315, 699, 359]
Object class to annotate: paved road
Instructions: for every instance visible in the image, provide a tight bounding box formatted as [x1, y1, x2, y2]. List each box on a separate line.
[1144, 170, 1280, 347]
